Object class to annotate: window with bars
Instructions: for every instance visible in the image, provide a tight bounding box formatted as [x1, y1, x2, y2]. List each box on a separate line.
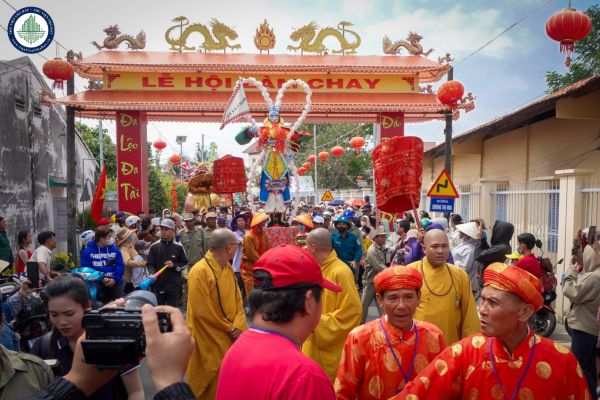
[548, 192, 559, 253]
[495, 185, 507, 222]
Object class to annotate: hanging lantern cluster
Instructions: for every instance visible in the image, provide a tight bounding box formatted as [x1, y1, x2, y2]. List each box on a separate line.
[331, 146, 345, 158]
[436, 81, 465, 108]
[318, 151, 329, 163]
[169, 154, 182, 164]
[349, 136, 366, 153]
[308, 155, 316, 163]
[42, 58, 74, 90]
[296, 167, 307, 176]
[545, 5, 592, 67]
[302, 161, 311, 170]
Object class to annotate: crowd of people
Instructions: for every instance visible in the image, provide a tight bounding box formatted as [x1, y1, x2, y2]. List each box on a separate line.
[0, 205, 598, 399]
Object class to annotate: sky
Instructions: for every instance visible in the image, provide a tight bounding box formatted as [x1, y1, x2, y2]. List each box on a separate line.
[1, 0, 596, 162]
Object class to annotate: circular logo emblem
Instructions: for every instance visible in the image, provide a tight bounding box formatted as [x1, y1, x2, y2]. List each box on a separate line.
[7, 7, 54, 53]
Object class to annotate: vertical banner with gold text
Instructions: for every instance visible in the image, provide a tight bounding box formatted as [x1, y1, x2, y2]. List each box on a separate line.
[116, 111, 148, 214]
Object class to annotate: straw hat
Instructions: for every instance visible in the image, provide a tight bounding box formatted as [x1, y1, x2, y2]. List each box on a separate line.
[456, 221, 478, 239]
[293, 214, 314, 229]
[251, 212, 269, 228]
[115, 227, 136, 246]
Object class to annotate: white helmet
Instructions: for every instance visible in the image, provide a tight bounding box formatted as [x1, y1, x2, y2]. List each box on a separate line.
[79, 230, 95, 245]
[125, 215, 141, 228]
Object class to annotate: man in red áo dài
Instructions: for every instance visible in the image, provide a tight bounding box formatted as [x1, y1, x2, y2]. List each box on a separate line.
[394, 262, 590, 400]
[335, 266, 446, 399]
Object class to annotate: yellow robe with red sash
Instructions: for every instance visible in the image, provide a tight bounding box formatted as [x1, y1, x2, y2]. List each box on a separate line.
[393, 332, 590, 400]
[186, 250, 247, 399]
[241, 228, 269, 297]
[302, 250, 362, 381]
[335, 317, 445, 399]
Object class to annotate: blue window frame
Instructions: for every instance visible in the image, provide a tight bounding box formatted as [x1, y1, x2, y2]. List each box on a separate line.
[548, 192, 559, 253]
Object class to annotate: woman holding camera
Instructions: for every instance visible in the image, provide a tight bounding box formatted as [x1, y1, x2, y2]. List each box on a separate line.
[30, 275, 143, 399]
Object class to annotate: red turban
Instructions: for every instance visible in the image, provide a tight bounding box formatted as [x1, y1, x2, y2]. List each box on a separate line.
[374, 266, 423, 293]
[483, 263, 543, 311]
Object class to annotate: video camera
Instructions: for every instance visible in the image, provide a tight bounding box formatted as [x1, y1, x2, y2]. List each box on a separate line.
[81, 290, 171, 369]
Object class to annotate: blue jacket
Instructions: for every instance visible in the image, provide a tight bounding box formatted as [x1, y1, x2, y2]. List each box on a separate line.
[80, 240, 125, 284]
[331, 230, 363, 267]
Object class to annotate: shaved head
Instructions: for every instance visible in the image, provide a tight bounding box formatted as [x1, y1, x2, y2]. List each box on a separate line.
[423, 228, 448, 245]
[210, 228, 237, 251]
[307, 228, 332, 251]
[423, 229, 450, 267]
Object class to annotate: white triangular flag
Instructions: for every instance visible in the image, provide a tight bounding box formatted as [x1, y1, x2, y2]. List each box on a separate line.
[220, 80, 250, 130]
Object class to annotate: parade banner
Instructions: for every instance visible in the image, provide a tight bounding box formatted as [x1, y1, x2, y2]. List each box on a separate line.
[116, 111, 149, 214]
[266, 227, 299, 248]
[379, 112, 405, 140]
[103, 72, 419, 94]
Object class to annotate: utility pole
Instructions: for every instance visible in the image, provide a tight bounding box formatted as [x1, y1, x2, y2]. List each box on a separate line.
[201, 134, 205, 162]
[98, 119, 104, 168]
[444, 67, 454, 176]
[313, 124, 318, 205]
[66, 75, 77, 263]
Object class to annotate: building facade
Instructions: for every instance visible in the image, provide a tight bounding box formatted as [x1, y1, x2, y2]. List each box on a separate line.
[0, 57, 97, 254]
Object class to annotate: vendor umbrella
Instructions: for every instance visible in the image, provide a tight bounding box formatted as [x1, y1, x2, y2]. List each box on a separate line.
[328, 199, 345, 206]
[345, 198, 366, 207]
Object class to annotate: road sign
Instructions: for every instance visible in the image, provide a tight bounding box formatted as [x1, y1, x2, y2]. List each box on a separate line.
[429, 197, 455, 213]
[426, 168, 459, 198]
[321, 190, 334, 202]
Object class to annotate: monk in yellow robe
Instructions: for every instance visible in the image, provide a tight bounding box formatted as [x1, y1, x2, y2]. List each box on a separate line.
[407, 229, 479, 344]
[187, 229, 247, 399]
[335, 266, 446, 399]
[303, 228, 362, 381]
[241, 213, 270, 298]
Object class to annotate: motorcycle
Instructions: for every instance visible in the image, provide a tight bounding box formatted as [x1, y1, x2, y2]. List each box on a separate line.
[70, 267, 106, 308]
[532, 258, 563, 337]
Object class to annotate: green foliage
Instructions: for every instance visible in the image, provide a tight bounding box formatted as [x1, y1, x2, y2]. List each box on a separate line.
[175, 183, 188, 213]
[545, 5, 600, 93]
[76, 207, 97, 232]
[294, 124, 373, 190]
[75, 122, 117, 179]
[148, 165, 169, 213]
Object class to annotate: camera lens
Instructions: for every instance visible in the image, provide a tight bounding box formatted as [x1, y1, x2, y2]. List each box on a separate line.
[124, 290, 158, 311]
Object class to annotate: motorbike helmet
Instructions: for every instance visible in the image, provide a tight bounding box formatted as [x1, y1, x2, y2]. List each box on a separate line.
[79, 230, 95, 246]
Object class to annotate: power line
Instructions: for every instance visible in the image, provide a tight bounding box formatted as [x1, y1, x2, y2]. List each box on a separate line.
[455, 0, 555, 65]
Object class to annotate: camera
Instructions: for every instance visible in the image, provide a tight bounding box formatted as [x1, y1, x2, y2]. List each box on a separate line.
[81, 290, 171, 369]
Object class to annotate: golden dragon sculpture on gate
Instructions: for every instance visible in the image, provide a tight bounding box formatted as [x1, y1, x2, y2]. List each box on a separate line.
[92, 25, 146, 50]
[165, 17, 241, 52]
[287, 21, 361, 55]
[382, 32, 433, 56]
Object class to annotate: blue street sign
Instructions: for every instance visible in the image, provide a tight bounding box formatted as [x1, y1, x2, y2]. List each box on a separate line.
[429, 197, 455, 213]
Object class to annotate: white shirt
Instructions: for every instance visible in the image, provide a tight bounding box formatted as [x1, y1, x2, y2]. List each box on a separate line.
[29, 245, 52, 279]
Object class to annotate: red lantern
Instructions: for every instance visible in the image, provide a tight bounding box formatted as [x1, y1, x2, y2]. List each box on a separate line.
[302, 162, 311, 170]
[436, 81, 465, 108]
[297, 167, 306, 176]
[42, 58, 74, 90]
[331, 146, 345, 158]
[349, 136, 366, 152]
[318, 151, 329, 162]
[308, 155, 316, 163]
[545, 7, 592, 67]
[169, 154, 182, 164]
[153, 139, 167, 151]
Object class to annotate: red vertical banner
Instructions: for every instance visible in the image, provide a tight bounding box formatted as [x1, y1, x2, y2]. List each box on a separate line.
[379, 112, 405, 141]
[116, 111, 148, 214]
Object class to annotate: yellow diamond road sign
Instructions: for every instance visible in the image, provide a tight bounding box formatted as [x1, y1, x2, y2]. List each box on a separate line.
[321, 190, 335, 202]
[426, 168, 459, 198]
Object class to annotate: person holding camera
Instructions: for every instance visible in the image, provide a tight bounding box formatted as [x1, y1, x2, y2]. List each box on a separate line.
[24, 302, 195, 400]
[147, 219, 188, 306]
[30, 275, 143, 399]
[80, 226, 125, 304]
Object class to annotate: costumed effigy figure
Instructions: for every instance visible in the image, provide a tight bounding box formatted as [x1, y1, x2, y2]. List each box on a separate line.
[184, 163, 219, 212]
[221, 77, 312, 214]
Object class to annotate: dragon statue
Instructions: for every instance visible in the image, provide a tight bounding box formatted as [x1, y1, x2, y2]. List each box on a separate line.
[287, 21, 361, 55]
[92, 25, 146, 50]
[438, 53, 454, 64]
[165, 17, 241, 52]
[382, 32, 433, 56]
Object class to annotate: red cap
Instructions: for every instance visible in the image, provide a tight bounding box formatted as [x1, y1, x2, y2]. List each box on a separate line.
[97, 218, 111, 226]
[253, 245, 341, 292]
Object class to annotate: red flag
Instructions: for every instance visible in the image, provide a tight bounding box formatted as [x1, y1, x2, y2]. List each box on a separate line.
[90, 165, 107, 223]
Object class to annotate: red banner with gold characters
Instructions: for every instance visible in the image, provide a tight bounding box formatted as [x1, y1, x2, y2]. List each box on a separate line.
[116, 111, 149, 214]
[266, 227, 299, 248]
[379, 112, 405, 140]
